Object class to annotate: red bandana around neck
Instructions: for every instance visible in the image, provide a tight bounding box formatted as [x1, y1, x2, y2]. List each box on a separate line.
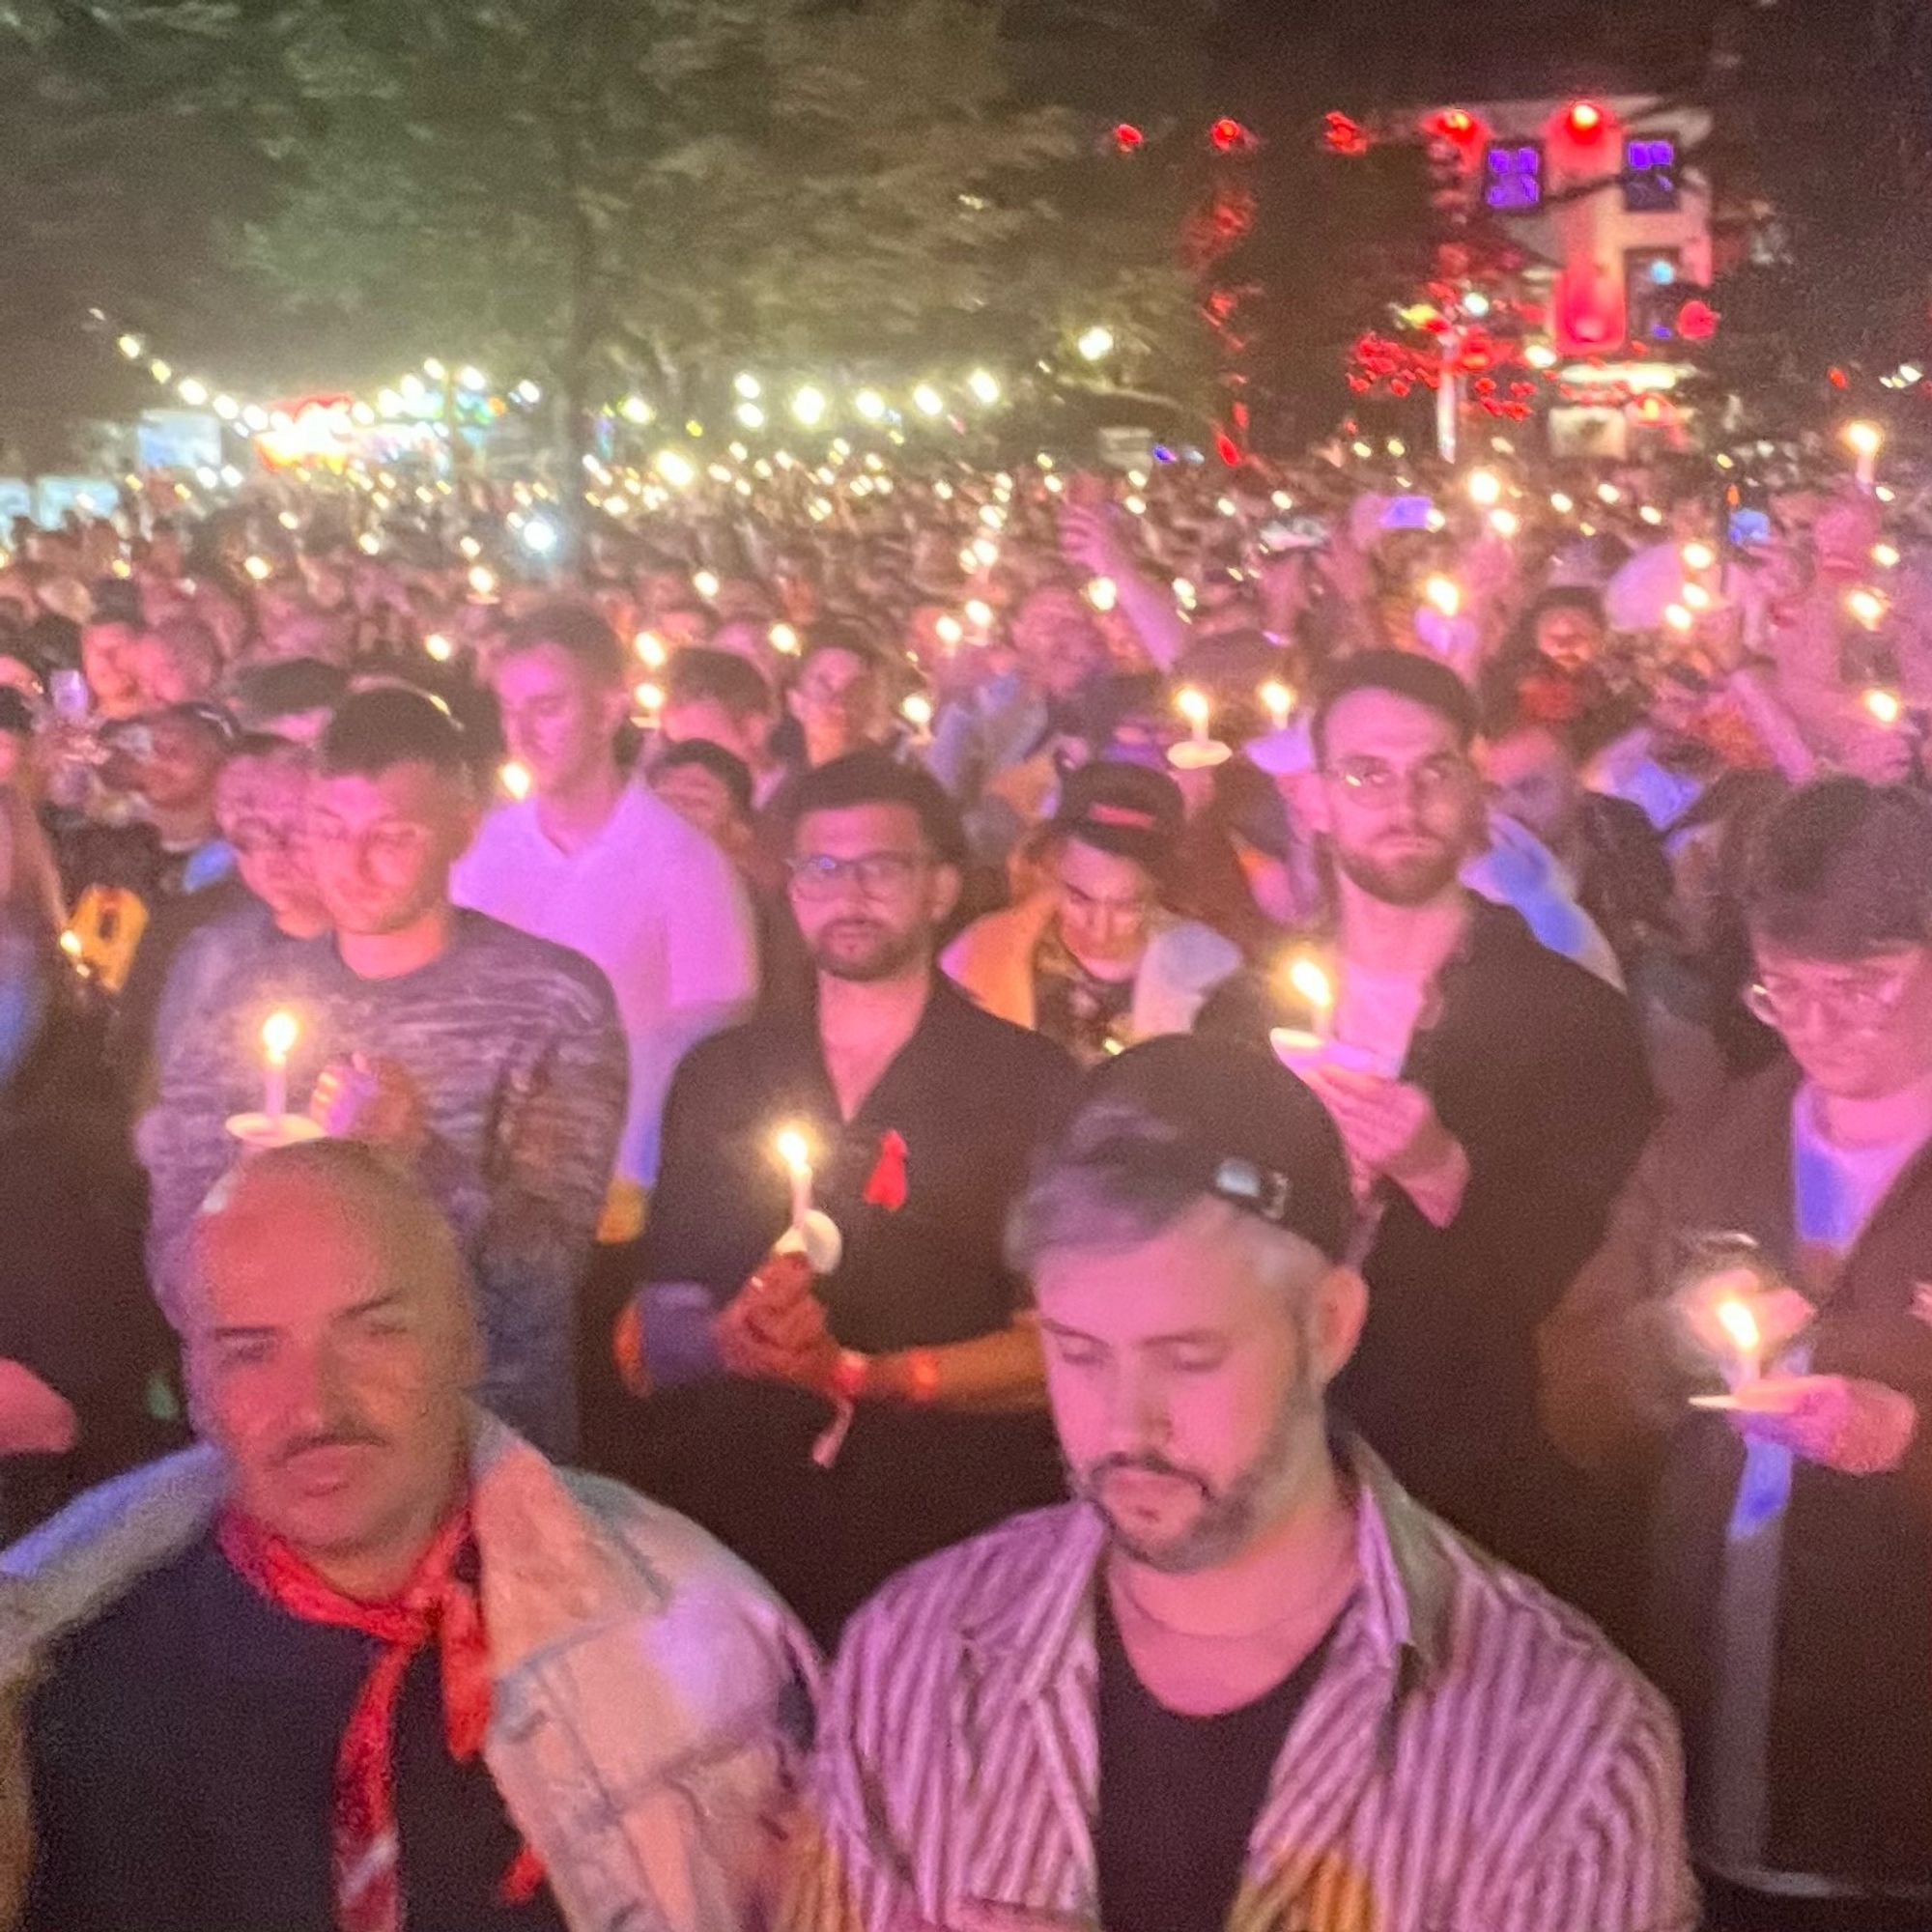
[217, 1505, 543, 1932]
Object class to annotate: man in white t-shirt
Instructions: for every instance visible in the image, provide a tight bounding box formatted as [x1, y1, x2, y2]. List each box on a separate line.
[1545, 777, 1932, 1931]
[454, 603, 757, 1215]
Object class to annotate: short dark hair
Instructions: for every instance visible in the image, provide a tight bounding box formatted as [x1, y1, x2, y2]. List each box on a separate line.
[1311, 649, 1479, 764]
[665, 646, 774, 720]
[796, 622, 885, 679]
[1742, 778, 1932, 960]
[229, 657, 350, 726]
[782, 749, 966, 867]
[225, 730, 309, 767]
[319, 685, 468, 781]
[498, 600, 627, 685]
[650, 738, 754, 818]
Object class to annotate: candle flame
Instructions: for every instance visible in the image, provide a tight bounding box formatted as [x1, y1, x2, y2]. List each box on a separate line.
[1260, 679, 1294, 723]
[1423, 576, 1461, 618]
[774, 1127, 811, 1179]
[262, 1009, 298, 1065]
[58, 929, 81, 961]
[499, 760, 532, 802]
[1176, 687, 1210, 729]
[1715, 1297, 1760, 1357]
[1288, 957, 1334, 1012]
[1846, 421, 1885, 458]
[1865, 687, 1904, 726]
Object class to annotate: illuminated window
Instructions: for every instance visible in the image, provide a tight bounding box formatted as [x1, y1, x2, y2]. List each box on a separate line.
[1625, 136, 1679, 213]
[1485, 142, 1543, 213]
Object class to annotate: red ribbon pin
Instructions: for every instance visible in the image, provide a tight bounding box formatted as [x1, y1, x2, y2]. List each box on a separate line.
[863, 1130, 909, 1211]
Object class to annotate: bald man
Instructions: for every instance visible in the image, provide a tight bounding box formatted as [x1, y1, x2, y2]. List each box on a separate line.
[0, 1141, 815, 1932]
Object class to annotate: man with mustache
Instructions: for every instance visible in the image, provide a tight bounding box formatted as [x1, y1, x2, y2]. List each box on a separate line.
[789, 1037, 1692, 1932]
[2, 1138, 815, 1932]
[623, 751, 1075, 1645]
[1198, 652, 1656, 1630]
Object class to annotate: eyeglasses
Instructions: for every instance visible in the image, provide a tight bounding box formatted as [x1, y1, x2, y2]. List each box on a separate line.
[1324, 753, 1473, 808]
[788, 850, 928, 900]
[1745, 964, 1919, 1032]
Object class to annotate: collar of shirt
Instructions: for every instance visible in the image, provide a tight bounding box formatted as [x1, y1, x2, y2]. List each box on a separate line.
[938, 1439, 1453, 1915]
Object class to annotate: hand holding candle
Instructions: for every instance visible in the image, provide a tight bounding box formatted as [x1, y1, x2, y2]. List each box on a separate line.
[772, 1123, 843, 1274]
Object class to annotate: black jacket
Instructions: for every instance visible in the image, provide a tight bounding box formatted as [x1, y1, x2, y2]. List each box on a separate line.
[1200, 896, 1657, 1607]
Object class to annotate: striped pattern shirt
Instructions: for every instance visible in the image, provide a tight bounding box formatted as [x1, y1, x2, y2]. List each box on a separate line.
[787, 1441, 1695, 1932]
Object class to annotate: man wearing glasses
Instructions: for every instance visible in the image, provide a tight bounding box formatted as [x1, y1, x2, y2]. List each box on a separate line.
[1544, 778, 1932, 1932]
[624, 751, 1075, 1645]
[1200, 651, 1655, 1624]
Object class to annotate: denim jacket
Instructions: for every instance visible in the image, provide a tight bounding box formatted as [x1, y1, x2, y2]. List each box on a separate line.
[0, 1412, 820, 1932]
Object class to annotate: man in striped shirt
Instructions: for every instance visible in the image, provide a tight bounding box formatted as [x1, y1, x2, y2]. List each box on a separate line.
[791, 1036, 1694, 1932]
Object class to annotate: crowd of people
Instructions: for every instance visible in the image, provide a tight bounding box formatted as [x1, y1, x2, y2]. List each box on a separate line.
[0, 427, 1926, 1931]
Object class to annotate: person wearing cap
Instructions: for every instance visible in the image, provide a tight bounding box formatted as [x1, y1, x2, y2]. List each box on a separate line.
[1197, 650, 1656, 1626]
[141, 686, 627, 1461]
[789, 1035, 1693, 1932]
[940, 760, 1241, 1065]
[622, 752, 1076, 1645]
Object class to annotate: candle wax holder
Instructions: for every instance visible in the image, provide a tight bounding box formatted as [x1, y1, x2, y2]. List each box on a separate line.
[775, 1208, 843, 1276]
[224, 1112, 327, 1155]
[1167, 739, 1233, 772]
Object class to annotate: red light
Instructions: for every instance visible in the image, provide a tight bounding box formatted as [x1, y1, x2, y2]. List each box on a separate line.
[1324, 111, 1369, 156]
[1437, 108, 1478, 142]
[1566, 100, 1605, 139]
[1209, 117, 1254, 154]
[1215, 431, 1241, 467]
[1112, 122, 1144, 154]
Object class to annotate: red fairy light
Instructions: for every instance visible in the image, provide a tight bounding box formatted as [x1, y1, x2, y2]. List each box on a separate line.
[1565, 100, 1606, 140]
[1324, 112, 1369, 156]
[1112, 122, 1145, 154]
[1232, 400, 1250, 429]
[1830, 366, 1850, 389]
[1209, 116, 1255, 154]
[1215, 431, 1241, 466]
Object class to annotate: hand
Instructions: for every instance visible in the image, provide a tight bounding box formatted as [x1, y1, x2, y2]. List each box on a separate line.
[309, 1054, 428, 1156]
[1728, 1374, 1918, 1475]
[1056, 503, 1126, 578]
[1302, 1065, 1462, 1189]
[715, 1252, 839, 1392]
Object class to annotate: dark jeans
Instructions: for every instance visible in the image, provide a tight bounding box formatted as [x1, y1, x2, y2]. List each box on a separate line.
[1701, 1874, 1932, 1932]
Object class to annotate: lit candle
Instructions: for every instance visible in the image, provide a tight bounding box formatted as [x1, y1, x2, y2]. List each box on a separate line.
[1865, 686, 1904, 727]
[1848, 587, 1888, 631]
[1177, 687, 1212, 747]
[634, 630, 668, 669]
[1846, 420, 1884, 494]
[1682, 541, 1717, 574]
[901, 693, 934, 743]
[1715, 1295, 1762, 1389]
[1261, 680, 1294, 732]
[262, 1009, 298, 1122]
[499, 760, 532, 802]
[635, 682, 666, 731]
[1423, 575, 1461, 618]
[775, 1125, 813, 1236]
[1288, 956, 1335, 1043]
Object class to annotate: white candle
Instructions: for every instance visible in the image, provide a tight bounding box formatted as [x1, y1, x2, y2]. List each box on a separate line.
[1261, 681, 1294, 732]
[775, 1126, 813, 1235]
[1176, 687, 1211, 747]
[1846, 421, 1883, 494]
[262, 1009, 298, 1122]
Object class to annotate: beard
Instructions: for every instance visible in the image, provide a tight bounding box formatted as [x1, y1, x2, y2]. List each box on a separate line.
[1074, 1374, 1320, 1576]
[1331, 830, 1463, 908]
[809, 916, 926, 983]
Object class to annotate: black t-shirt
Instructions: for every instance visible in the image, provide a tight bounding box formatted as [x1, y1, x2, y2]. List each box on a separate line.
[1094, 1585, 1342, 1932]
[631, 977, 1078, 1644]
[25, 1532, 568, 1932]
